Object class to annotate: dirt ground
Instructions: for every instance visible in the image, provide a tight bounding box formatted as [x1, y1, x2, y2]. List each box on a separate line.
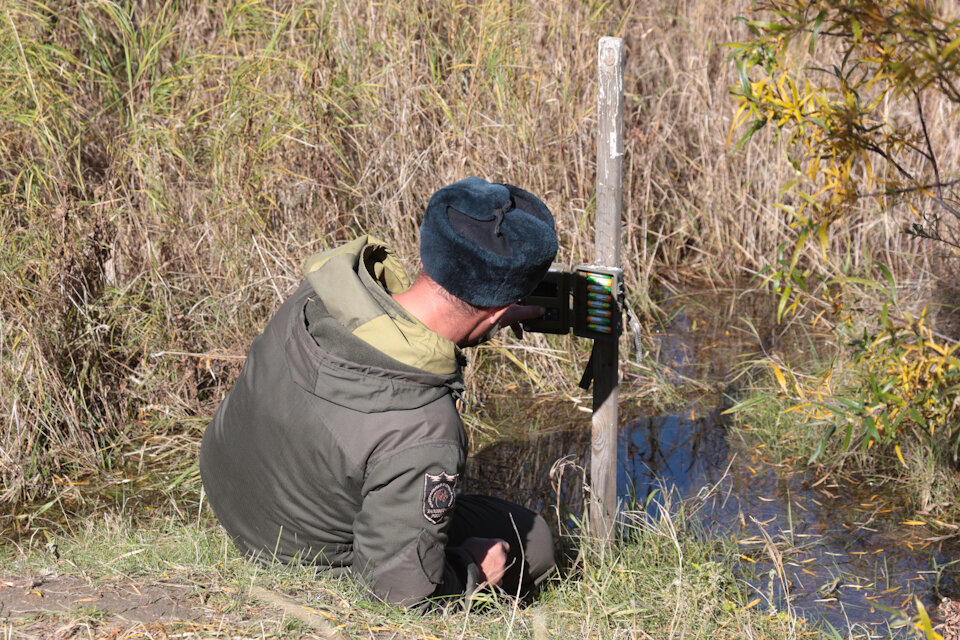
[0, 573, 350, 639]
[1, 573, 200, 621]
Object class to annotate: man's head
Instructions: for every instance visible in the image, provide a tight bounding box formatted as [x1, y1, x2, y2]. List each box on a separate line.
[419, 177, 559, 308]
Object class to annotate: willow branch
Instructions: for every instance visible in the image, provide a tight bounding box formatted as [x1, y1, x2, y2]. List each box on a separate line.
[916, 92, 943, 199]
[860, 176, 960, 198]
[863, 141, 960, 222]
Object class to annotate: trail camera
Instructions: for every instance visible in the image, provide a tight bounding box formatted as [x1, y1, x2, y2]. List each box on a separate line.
[519, 264, 572, 334]
[521, 264, 623, 341]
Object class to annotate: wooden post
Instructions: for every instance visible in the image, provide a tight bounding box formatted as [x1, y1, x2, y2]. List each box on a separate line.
[589, 36, 624, 541]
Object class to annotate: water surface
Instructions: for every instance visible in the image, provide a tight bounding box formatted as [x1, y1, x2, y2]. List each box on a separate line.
[465, 286, 959, 637]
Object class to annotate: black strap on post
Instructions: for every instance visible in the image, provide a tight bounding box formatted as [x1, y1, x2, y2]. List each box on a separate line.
[578, 346, 596, 390]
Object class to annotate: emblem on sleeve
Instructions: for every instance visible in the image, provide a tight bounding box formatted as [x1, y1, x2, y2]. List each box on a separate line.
[422, 471, 458, 524]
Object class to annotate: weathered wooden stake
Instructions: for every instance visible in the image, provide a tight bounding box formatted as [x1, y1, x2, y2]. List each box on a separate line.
[589, 36, 624, 541]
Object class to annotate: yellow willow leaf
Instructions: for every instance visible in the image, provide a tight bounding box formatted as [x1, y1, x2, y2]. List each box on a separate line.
[300, 606, 336, 620]
[913, 598, 943, 640]
[728, 102, 752, 145]
[768, 97, 791, 109]
[818, 223, 829, 262]
[776, 73, 788, 100]
[499, 348, 545, 390]
[862, 152, 874, 185]
[771, 362, 789, 393]
[895, 444, 906, 467]
[743, 598, 762, 611]
[821, 166, 839, 178]
[924, 341, 950, 356]
[942, 33, 960, 59]
[785, 402, 811, 413]
[864, 82, 888, 105]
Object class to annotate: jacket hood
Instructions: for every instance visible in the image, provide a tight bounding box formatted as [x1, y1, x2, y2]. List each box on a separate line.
[296, 236, 463, 413]
[303, 235, 411, 330]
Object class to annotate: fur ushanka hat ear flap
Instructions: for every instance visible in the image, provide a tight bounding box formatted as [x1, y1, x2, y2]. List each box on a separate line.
[419, 176, 559, 308]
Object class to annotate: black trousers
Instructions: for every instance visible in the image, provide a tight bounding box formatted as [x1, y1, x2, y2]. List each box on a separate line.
[447, 494, 556, 596]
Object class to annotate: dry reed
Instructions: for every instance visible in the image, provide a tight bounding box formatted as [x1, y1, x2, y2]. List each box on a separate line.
[1, 0, 955, 510]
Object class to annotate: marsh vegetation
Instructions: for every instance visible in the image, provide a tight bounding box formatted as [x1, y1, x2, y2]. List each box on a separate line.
[2, 0, 958, 638]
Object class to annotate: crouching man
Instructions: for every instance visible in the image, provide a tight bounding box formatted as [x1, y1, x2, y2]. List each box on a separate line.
[200, 177, 558, 606]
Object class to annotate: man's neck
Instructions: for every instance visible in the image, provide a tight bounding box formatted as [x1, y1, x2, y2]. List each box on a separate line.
[392, 275, 504, 347]
[391, 287, 472, 345]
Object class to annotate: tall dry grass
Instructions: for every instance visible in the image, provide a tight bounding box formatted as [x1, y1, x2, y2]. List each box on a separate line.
[1, 0, 955, 510]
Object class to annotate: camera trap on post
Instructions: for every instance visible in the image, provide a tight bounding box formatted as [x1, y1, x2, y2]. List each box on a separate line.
[520, 264, 623, 341]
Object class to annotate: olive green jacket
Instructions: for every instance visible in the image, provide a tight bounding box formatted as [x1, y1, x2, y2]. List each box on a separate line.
[200, 236, 477, 605]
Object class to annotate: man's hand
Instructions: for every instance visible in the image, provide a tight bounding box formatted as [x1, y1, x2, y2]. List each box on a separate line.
[498, 304, 545, 339]
[461, 537, 511, 586]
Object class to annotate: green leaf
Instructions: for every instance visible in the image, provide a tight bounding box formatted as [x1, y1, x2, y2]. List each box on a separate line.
[777, 285, 793, 322]
[736, 58, 753, 97]
[907, 407, 927, 429]
[875, 261, 897, 302]
[773, 202, 797, 217]
[821, 619, 845, 640]
[747, 20, 792, 33]
[734, 119, 766, 151]
[732, 16, 759, 35]
[834, 396, 863, 411]
[809, 424, 838, 464]
[721, 395, 768, 415]
[778, 178, 802, 198]
[789, 228, 809, 269]
[842, 419, 855, 451]
[864, 418, 881, 449]
[878, 392, 905, 407]
[796, 190, 818, 207]
[31, 497, 60, 517]
[829, 276, 889, 292]
[810, 10, 827, 55]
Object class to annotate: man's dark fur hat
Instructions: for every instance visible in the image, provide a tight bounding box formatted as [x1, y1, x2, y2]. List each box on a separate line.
[420, 177, 558, 307]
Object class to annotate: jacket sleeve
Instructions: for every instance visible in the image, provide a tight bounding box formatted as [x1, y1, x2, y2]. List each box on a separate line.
[352, 442, 478, 606]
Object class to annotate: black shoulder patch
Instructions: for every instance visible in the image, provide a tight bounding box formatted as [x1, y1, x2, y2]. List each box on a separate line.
[423, 471, 458, 524]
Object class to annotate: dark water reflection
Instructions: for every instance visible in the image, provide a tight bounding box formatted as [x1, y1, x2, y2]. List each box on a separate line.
[464, 286, 959, 637]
